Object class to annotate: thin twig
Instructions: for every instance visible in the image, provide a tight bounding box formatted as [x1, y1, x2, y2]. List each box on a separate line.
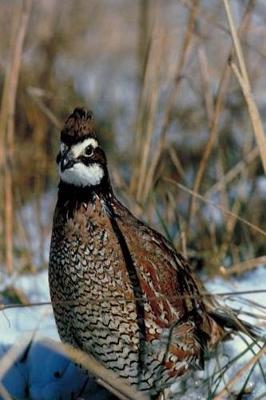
[48, 341, 149, 400]
[136, 29, 163, 201]
[188, 65, 230, 227]
[222, 0, 266, 173]
[220, 256, 266, 276]
[188, 0, 256, 226]
[166, 178, 266, 237]
[27, 87, 61, 129]
[142, 0, 199, 202]
[0, 338, 31, 381]
[205, 146, 259, 197]
[230, 60, 266, 173]
[0, 0, 32, 273]
[222, 0, 250, 88]
[0, 384, 12, 400]
[214, 345, 266, 400]
[2, 289, 266, 311]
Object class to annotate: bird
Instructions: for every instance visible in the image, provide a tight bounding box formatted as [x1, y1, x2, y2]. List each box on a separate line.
[49, 108, 259, 399]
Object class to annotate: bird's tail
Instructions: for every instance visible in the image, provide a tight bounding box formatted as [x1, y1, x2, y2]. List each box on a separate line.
[208, 306, 266, 342]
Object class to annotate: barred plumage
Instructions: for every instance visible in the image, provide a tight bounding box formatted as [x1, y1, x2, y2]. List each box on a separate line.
[49, 108, 227, 398]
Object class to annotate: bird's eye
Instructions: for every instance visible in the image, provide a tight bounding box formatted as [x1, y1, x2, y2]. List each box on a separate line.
[85, 145, 94, 157]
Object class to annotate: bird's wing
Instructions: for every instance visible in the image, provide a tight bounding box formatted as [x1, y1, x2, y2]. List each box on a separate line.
[112, 199, 214, 346]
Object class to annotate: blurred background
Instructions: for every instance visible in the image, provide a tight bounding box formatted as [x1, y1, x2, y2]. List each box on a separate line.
[0, 0, 266, 277]
[0, 0, 266, 398]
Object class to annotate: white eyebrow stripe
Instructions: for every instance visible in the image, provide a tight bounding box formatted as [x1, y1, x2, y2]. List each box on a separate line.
[71, 138, 98, 158]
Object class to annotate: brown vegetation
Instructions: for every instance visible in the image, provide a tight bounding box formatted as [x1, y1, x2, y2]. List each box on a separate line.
[0, 0, 266, 398]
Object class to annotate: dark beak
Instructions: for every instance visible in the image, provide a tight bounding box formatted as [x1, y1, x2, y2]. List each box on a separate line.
[60, 152, 76, 172]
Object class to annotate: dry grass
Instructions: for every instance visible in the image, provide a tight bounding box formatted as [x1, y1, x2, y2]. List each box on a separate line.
[223, 0, 266, 173]
[0, 0, 266, 398]
[214, 344, 266, 400]
[0, 0, 32, 274]
[220, 255, 266, 276]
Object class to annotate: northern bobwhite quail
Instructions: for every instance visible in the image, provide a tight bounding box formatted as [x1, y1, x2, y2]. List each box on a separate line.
[49, 108, 256, 398]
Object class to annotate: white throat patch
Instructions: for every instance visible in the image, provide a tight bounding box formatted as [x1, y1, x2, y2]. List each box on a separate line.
[59, 163, 104, 187]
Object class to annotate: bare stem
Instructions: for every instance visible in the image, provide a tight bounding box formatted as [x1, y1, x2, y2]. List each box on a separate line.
[0, 0, 32, 273]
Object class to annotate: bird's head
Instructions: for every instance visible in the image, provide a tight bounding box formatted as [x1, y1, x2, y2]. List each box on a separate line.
[57, 108, 108, 188]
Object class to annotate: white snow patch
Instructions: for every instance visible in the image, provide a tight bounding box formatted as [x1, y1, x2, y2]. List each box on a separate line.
[0, 267, 266, 399]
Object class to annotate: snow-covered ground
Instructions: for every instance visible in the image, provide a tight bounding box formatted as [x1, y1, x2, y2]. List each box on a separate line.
[0, 190, 265, 399]
[0, 271, 113, 400]
[0, 267, 265, 399]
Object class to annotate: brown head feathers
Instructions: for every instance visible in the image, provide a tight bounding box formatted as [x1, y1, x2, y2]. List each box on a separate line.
[61, 107, 97, 145]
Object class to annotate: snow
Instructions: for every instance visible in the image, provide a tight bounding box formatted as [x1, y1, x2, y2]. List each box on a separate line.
[1, 186, 266, 398]
[0, 266, 265, 399]
[0, 271, 56, 345]
[0, 271, 111, 400]
[2, 190, 266, 398]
